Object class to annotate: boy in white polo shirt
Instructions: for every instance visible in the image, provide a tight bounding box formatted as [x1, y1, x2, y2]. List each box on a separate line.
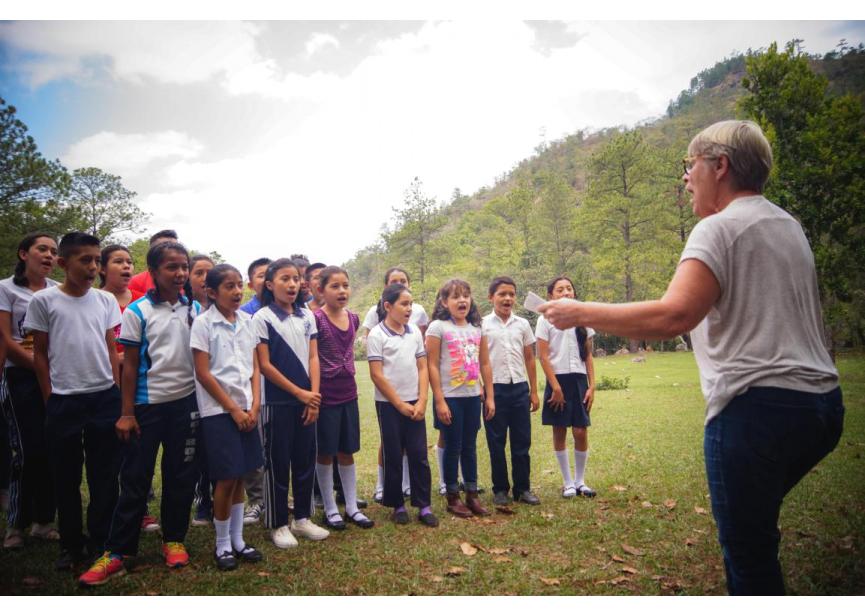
[25, 232, 122, 570]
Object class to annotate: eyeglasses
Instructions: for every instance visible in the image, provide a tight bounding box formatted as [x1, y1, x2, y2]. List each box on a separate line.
[683, 154, 720, 175]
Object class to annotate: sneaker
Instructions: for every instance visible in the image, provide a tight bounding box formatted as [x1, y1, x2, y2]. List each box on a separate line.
[290, 518, 330, 541]
[162, 542, 190, 568]
[493, 491, 511, 506]
[214, 550, 238, 572]
[438, 484, 447, 496]
[575, 484, 597, 498]
[243, 504, 262, 525]
[515, 491, 541, 505]
[79, 552, 125, 586]
[271, 525, 298, 549]
[391, 509, 410, 525]
[3, 527, 24, 549]
[191, 516, 211, 527]
[233, 544, 263, 563]
[418, 511, 439, 527]
[140, 514, 160, 533]
[562, 485, 577, 499]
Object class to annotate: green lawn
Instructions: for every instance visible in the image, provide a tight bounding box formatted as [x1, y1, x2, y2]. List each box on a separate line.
[2, 352, 863, 595]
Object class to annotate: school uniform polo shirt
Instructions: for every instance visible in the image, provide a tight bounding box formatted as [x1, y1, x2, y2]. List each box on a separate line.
[119, 293, 202, 404]
[362, 302, 429, 331]
[482, 312, 535, 384]
[535, 315, 595, 375]
[253, 304, 317, 406]
[366, 322, 426, 403]
[190, 308, 257, 419]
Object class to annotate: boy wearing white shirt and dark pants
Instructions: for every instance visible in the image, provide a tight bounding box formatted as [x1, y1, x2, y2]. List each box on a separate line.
[482, 277, 541, 506]
[25, 232, 123, 569]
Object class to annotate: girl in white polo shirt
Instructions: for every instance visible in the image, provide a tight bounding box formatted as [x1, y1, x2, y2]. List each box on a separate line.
[535, 276, 597, 499]
[191, 264, 263, 571]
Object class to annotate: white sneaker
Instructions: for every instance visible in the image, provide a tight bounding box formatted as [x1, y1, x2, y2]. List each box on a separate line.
[243, 504, 262, 526]
[290, 518, 330, 541]
[438, 484, 447, 496]
[271, 525, 298, 549]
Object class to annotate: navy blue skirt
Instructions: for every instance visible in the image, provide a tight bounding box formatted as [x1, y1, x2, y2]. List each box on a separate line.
[201, 412, 263, 480]
[542, 372, 591, 427]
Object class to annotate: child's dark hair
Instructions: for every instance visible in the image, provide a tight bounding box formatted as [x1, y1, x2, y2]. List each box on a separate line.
[290, 254, 310, 269]
[318, 265, 347, 290]
[13, 231, 55, 287]
[304, 262, 327, 282]
[489, 275, 516, 296]
[432, 278, 481, 326]
[261, 258, 305, 311]
[547, 275, 588, 361]
[146, 241, 195, 326]
[376, 283, 409, 323]
[58, 231, 100, 259]
[149, 229, 178, 245]
[247, 257, 271, 280]
[99, 244, 130, 288]
[190, 254, 214, 270]
[383, 266, 410, 286]
[205, 263, 242, 291]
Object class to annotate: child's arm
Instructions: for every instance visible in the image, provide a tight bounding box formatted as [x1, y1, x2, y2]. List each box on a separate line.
[0, 312, 34, 370]
[412, 356, 429, 421]
[479, 335, 495, 420]
[425, 334, 451, 425]
[192, 349, 252, 431]
[117, 345, 141, 441]
[256, 342, 322, 407]
[302, 339, 320, 426]
[583, 337, 595, 412]
[249, 349, 261, 426]
[368, 361, 414, 417]
[537, 338, 564, 410]
[105, 330, 120, 387]
[523, 342, 540, 412]
[31, 331, 51, 401]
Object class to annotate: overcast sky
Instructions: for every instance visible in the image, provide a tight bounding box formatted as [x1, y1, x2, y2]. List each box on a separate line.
[1, 19, 864, 273]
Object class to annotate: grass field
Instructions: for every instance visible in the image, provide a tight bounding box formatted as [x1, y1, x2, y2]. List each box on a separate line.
[1, 351, 863, 596]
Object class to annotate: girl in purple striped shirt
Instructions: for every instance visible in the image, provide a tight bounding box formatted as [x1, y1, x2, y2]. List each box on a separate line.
[313, 267, 374, 530]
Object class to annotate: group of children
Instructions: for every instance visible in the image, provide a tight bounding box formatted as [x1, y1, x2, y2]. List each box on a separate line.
[0, 228, 599, 588]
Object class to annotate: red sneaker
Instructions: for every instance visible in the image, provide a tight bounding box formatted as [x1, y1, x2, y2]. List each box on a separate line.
[141, 514, 160, 533]
[79, 552, 125, 586]
[162, 542, 190, 568]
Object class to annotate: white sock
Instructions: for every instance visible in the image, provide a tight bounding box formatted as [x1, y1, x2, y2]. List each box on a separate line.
[229, 503, 245, 552]
[435, 444, 446, 490]
[376, 464, 384, 494]
[215, 518, 231, 555]
[315, 463, 339, 517]
[338, 463, 367, 520]
[555, 450, 574, 488]
[401, 454, 411, 492]
[574, 449, 589, 488]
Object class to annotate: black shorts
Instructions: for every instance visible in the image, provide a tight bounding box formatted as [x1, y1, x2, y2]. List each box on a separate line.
[542, 373, 591, 428]
[316, 399, 361, 456]
[201, 413, 263, 481]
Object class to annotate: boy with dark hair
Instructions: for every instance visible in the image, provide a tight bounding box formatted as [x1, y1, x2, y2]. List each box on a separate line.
[128, 229, 178, 295]
[25, 232, 123, 569]
[240, 257, 271, 317]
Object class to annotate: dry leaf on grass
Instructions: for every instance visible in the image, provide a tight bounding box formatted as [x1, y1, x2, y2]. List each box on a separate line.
[493, 556, 513, 563]
[664, 499, 677, 510]
[609, 576, 630, 585]
[459, 542, 478, 556]
[539, 577, 561, 586]
[621, 566, 639, 575]
[430, 575, 444, 583]
[641, 501, 653, 508]
[495, 506, 516, 515]
[541, 512, 555, 520]
[257, 571, 271, 577]
[685, 537, 697, 547]
[612, 484, 627, 492]
[488, 547, 510, 555]
[694, 506, 707, 515]
[611, 555, 626, 563]
[621, 544, 645, 556]
[446, 566, 467, 577]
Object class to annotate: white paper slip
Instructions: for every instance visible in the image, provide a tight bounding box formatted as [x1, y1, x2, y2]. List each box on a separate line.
[523, 291, 545, 314]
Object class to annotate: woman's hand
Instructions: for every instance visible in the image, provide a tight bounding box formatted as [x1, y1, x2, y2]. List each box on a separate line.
[435, 400, 452, 425]
[302, 404, 319, 426]
[230, 406, 251, 431]
[412, 400, 426, 421]
[583, 386, 594, 413]
[548, 385, 565, 411]
[297, 389, 322, 409]
[537, 298, 581, 330]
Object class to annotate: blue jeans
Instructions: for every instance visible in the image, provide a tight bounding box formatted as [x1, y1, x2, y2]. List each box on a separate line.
[704, 386, 844, 595]
[435, 396, 481, 493]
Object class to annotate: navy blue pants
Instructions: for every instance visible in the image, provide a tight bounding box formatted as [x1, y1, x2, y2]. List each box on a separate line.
[434, 396, 481, 494]
[484, 382, 532, 497]
[106, 393, 201, 555]
[375, 401, 431, 509]
[44, 386, 121, 556]
[704, 386, 844, 595]
[262, 404, 316, 527]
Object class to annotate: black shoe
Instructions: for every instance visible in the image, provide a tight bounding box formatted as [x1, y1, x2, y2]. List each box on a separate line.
[215, 550, 238, 571]
[356, 498, 368, 509]
[418, 511, 439, 527]
[323, 512, 347, 530]
[348, 511, 375, 529]
[493, 491, 512, 506]
[335, 491, 368, 509]
[575, 484, 597, 498]
[373, 491, 383, 505]
[515, 491, 541, 505]
[233, 544, 263, 563]
[55, 547, 89, 571]
[391, 509, 410, 525]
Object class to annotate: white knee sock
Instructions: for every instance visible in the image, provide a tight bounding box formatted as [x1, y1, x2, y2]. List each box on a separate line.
[401, 454, 411, 492]
[436, 444, 446, 490]
[215, 518, 231, 555]
[315, 463, 339, 517]
[376, 464, 384, 494]
[574, 449, 589, 488]
[229, 503, 246, 552]
[555, 449, 574, 488]
[338, 463, 368, 520]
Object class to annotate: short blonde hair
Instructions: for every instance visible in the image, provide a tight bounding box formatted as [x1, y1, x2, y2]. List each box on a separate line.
[688, 120, 773, 192]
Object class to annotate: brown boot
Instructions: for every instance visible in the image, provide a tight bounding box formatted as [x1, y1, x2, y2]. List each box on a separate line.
[465, 490, 490, 516]
[446, 493, 473, 518]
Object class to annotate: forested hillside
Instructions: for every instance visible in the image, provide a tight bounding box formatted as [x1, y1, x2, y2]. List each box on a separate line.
[344, 42, 865, 353]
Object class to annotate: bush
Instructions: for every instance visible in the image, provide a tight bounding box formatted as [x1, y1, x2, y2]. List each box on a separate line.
[595, 375, 630, 390]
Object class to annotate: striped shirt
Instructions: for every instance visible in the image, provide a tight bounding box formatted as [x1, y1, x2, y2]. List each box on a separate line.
[314, 308, 359, 406]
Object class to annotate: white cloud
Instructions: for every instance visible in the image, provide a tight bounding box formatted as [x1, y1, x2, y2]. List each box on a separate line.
[305, 32, 340, 57]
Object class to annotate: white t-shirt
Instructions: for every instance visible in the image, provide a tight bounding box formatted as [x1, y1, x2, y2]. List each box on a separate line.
[366, 322, 426, 403]
[535, 316, 594, 375]
[23, 286, 121, 395]
[0, 276, 58, 368]
[190, 308, 257, 419]
[482, 312, 535, 384]
[426, 319, 483, 398]
[119, 294, 202, 405]
[680, 195, 838, 424]
[362, 302, 429, 331]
